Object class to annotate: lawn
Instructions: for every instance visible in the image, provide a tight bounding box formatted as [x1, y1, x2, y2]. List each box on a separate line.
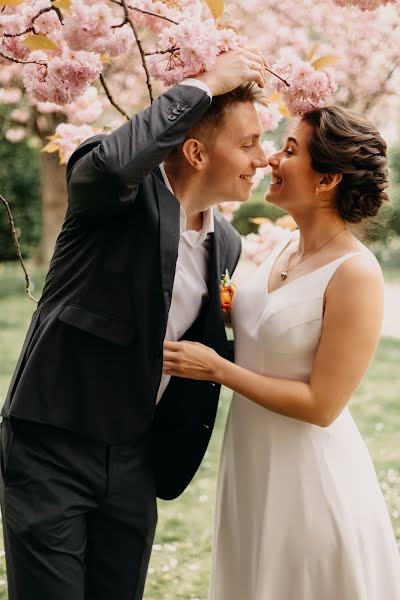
[0, 263, 399, 600]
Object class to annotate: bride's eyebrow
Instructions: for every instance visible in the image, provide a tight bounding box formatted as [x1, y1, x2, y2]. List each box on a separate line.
[286, 136, 298, 146]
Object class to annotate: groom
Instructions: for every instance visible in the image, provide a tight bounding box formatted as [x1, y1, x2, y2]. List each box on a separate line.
[0, 49, 268, 600]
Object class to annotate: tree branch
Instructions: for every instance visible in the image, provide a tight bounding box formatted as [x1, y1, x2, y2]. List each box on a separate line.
[0, 50, 47, 66]
[0, 194, 38, 303]
[99, 73, 130, 121]
[120, 0, 153, 104]
[128, 5, 179, 25]
[264, 66, 290, 88]
[3, 6, 54, 38]
[145, 46, 179, 56]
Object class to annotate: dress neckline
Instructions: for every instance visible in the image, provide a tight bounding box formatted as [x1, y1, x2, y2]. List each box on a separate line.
[265, 230, 360, 296]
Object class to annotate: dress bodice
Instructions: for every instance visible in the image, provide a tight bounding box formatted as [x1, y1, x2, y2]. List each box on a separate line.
[231, 231, 361, 383]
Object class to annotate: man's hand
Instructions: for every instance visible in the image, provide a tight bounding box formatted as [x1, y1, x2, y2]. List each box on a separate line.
[194, 48, 268, 96]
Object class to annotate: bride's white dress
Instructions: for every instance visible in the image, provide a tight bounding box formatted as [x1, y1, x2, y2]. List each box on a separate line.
[209, 232, 400, 600]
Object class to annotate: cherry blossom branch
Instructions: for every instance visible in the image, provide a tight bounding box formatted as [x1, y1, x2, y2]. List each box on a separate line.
[120, 0, 154, 104]
[99, 73, 130, 120]
[0, 50, 47, 67]
[128, 5, 179, 25]
[264, 66, 290, 87]
[3, 6, 53, 38]
[0, 194, 38, 303]
[145, 47, 179, 56]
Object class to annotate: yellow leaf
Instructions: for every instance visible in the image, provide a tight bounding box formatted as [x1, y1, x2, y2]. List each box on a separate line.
[275, 215, 297, 230]
[267, 91, 283, 104]
[52, 0, 71, 8]
[217, 23, 240, 35]
[306, 43, 320, 63]
[0, 0, 25, 5]
[22, 34, 59, 52]
[249, 217, 272, 226]
[40, 141, 60, 154]
[100, 55, 112, 64]
[312, 55, 339, 70]
[279, 104, 292, 118]
[202, 0, 224, 20]
[59, 149, 67, 165]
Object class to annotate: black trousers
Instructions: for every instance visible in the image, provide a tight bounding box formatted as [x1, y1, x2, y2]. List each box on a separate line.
[0, 418, 157, 600]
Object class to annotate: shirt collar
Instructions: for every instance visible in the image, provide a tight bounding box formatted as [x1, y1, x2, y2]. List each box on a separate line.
[159, 163, 215, 244]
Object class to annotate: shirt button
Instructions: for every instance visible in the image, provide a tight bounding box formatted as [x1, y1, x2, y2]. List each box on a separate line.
[167, 113, 177, 121]
[172, 108, 181, 115]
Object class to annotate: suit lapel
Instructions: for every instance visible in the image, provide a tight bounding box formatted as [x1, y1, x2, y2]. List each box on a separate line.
[153, 168, 180, 315]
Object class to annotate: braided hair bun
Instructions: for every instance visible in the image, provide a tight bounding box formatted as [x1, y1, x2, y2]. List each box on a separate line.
[301, 106, 389, 223]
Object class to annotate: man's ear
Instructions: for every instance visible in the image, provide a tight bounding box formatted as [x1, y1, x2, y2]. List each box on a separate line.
[182, 138, 208, 171]
[317, 172, 342, 194]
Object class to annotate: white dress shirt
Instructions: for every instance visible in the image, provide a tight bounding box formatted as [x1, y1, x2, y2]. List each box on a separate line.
[156, 163, 214, 404]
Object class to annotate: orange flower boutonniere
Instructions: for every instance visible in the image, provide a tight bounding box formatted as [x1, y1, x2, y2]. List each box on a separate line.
[220, 270, 237, 313]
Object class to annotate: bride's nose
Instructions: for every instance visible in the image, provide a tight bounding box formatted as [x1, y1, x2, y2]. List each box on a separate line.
[268, 153, 279, 168]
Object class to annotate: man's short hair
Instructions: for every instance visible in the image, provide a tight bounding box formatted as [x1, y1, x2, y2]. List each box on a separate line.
[167, 82, 266, 160]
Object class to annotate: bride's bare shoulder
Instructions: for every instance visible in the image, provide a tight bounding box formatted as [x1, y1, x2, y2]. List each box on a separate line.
[327, 242, 384, 300]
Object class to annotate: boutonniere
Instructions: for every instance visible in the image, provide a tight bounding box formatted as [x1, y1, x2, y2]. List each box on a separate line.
[220, 270, 237, 313]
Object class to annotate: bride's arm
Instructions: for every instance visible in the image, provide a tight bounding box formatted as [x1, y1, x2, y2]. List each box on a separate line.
[163, 254, 384, 427]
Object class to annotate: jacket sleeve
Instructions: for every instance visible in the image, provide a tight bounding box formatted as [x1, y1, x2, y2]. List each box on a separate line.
[66, 85, 211, 217]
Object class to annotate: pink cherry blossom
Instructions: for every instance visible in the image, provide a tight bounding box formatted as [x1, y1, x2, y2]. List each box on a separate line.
[0, 88, 22, 104]
[51, 122, 104, 164]
[218, 201, 242, 222]
[10, 108, 30, 123]
[271, 57, 337, 116]
[5, 127, 27, 143]
[62, 86, 104, 125]
[257, 104, 283, 132]
[241, 223, 291, 265]
[148, 17, 243, 86]
[23, 50, 102, 105]
[63, 1, 115, 51]
[333, 0, 395, 9]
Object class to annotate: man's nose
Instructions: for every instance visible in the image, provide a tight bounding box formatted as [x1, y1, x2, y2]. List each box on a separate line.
[253, 151, 269, 169]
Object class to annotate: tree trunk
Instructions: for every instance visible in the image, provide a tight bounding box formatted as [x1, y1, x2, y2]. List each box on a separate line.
[35, 112, 67, 266]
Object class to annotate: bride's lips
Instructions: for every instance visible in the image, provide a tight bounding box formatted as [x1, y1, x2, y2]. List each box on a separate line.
[269, 175, 283, 190]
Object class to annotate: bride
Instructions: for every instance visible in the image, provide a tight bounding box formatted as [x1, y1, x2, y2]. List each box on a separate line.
[163, 106, 400, 599]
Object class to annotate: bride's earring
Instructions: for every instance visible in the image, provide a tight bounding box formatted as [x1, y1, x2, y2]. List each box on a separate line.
[315, 188, 320, 197]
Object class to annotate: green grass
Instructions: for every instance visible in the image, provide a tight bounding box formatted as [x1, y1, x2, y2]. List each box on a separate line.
[0, 263, 400, 599]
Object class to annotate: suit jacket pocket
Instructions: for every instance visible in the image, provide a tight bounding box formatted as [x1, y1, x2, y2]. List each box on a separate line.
[58, 304, 134, 346]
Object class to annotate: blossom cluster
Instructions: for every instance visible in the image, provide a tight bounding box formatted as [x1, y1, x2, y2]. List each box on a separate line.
[130, 0, 201, 34]
[147, 18, 244, 86]
[241, 221, 293, 265]
[43, 122, 104, 165]
[272, 56, 337, 116]
[22, 49, 103, 105]
[63, 1, 135, 57]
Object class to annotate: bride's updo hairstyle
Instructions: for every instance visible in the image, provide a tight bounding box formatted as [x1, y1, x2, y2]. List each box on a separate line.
[301, 106, 389, 223]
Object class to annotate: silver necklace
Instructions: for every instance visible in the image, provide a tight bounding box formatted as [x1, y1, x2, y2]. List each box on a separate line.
[280, 229, 347, 281]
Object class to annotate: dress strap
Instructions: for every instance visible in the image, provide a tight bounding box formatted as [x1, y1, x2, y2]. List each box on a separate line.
[316, 252, 363, 294]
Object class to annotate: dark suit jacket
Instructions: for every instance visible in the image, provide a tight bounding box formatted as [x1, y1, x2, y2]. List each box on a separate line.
[2, 84, 242, 500]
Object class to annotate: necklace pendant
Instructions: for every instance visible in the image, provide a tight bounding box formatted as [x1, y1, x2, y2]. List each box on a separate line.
[281, 270, 288, 280]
